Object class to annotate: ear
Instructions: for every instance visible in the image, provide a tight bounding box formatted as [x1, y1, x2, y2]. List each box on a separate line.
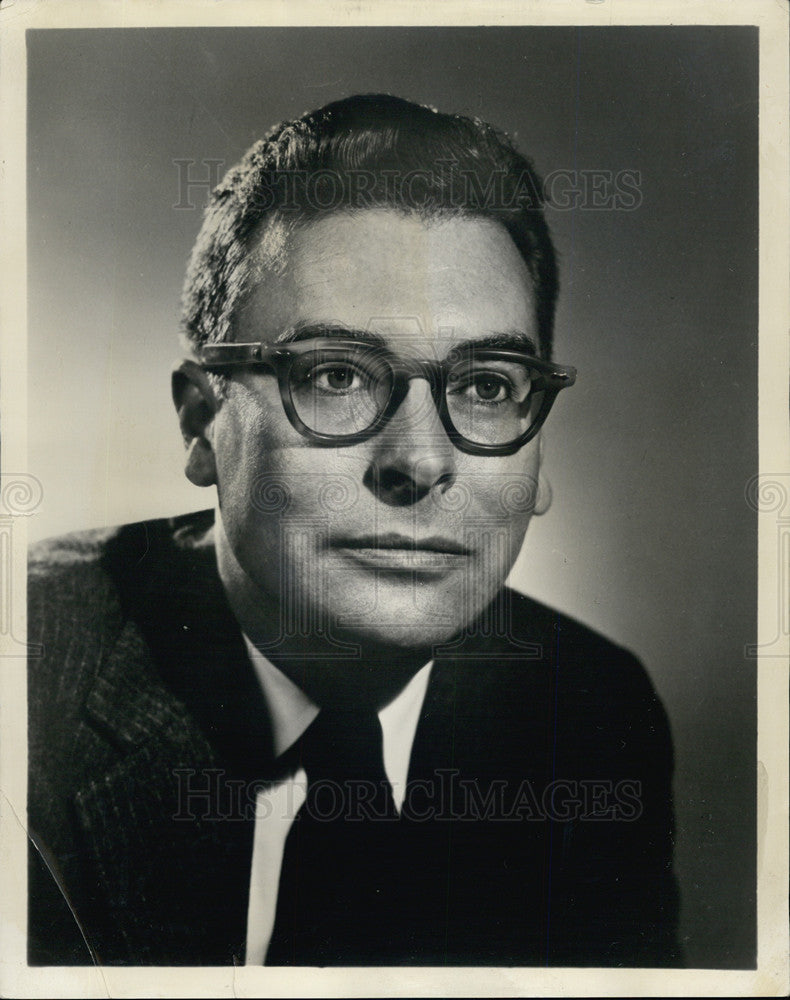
[171, 360, 220, 487]
[533, 434, 553, 516]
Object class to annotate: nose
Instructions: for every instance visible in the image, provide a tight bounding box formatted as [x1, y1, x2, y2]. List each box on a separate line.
[363, 377, 457, 507]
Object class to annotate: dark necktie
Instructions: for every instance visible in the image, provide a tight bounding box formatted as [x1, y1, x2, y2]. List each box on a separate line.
[265, 707, 400, 965]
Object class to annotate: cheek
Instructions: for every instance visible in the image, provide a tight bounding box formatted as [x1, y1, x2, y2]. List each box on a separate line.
[213, 394, 354, 550]
[213, 384, 300, 501]
[212, 393, 285, 549]
[473, 456, 540, 568]
[214, 413, 261, 514]
[449, 451, 541, 533]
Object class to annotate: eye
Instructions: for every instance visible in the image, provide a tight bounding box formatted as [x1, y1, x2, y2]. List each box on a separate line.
[470, 373, 510, 402]
[324, 366, 354, 390]
[448, 370, 513, 404]
[308, 363, 367, 393]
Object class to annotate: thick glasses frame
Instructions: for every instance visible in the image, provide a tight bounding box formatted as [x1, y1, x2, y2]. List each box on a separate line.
[199, 338, 577, 456]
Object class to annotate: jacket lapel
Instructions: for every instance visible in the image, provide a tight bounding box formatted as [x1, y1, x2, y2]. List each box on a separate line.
[73, 517, 269, 964]
[402, 610, 559, 964]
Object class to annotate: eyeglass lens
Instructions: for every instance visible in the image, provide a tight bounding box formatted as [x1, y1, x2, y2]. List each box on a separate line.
[288, 346, 543, 446]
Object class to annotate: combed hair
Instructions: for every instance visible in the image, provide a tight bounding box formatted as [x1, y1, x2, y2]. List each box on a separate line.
[181, 93, 559, 360]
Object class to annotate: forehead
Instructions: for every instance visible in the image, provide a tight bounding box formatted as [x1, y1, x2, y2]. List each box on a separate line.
[235, 209, 536, 350]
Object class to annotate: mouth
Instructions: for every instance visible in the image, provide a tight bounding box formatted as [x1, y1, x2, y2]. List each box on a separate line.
[334, 533, 471, 554]
[329, 533, 472, 572]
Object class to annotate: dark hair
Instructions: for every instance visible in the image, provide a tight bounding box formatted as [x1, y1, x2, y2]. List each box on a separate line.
[181, 93, 558, 360]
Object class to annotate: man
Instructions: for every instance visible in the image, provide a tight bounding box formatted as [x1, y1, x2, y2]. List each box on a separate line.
[28, 94, 681, 966]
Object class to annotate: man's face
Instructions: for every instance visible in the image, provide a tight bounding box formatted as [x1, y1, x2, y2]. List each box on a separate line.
[210, 209, 545, 652]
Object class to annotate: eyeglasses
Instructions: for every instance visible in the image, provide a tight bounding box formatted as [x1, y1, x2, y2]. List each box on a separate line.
[199, 338, 576, 456]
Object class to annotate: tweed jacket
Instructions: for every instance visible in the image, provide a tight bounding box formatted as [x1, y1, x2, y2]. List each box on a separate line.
[28, 510, 682, 966]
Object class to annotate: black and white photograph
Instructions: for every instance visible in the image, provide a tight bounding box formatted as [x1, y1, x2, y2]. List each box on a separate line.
[1, 1, 788, 996]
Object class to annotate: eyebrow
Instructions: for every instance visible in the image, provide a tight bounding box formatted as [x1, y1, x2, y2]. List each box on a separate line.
[275, 322, 539, 355]
[275, 323, 388, 347]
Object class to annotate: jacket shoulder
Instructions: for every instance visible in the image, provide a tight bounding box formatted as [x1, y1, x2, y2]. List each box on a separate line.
[28, 525, 128, 682]
[27, 510, 216, 727]
[26, 511, 220, 965]
[505, 586, 634, 654]
[29, 509, 215, 599]
[505, 587, 657, 689]
[500, 587, 674, 762]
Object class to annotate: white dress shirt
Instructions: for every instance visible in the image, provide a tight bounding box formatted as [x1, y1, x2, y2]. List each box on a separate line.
[242, 634, 433, 965]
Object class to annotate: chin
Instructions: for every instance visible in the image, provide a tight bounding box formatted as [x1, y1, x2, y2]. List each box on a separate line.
[330, 619, 465, 656]
[326, 586, 498, 654]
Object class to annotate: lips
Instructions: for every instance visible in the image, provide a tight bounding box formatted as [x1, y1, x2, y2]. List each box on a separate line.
[332, 532, 471, 555]
[329, 532, 472, 572]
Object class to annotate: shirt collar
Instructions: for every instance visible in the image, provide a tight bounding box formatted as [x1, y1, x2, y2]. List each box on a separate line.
[243, 634, 433, 810]
[243, 634, 320, 757]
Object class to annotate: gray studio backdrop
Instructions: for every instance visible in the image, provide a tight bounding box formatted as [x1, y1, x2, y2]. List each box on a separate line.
[27, 26, 757, 967]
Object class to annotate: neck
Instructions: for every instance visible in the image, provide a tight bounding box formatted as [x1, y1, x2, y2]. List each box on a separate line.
[215, 514, 430, 711]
